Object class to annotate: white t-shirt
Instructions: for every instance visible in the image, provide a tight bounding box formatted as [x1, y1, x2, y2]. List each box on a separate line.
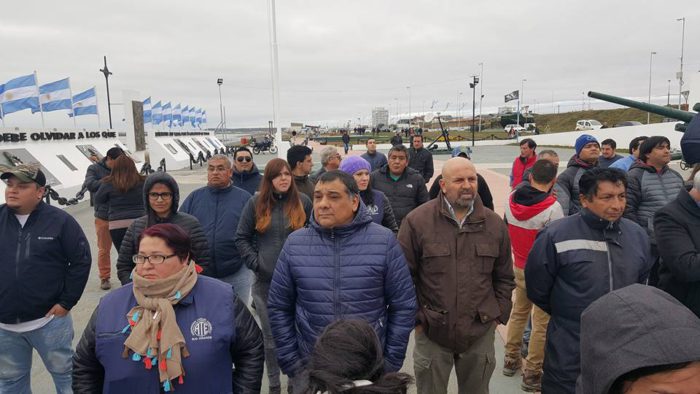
[15, 213, 30, 227]
[0, 315, 54, 333]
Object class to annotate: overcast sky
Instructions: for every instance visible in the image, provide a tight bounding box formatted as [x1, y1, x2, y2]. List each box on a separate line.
[1, 0, 699, 129]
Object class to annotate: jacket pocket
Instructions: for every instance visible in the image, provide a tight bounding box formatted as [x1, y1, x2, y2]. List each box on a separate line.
[422, 305, 450, 345]
[421, 242, 450, 273]
[477, 296, 502, 324]
[476, 243, 499, 273]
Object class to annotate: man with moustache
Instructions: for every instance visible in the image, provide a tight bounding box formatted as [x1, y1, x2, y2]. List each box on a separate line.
[526, 168, 653, 393]
[398, 157, 515, 394]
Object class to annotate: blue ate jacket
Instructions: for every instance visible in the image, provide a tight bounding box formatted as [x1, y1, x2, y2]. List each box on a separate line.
[72, 276, 263, 393]
[0, 201, 91, 323]
[180, 184, 252, 278]
[268, 202, 417, 376]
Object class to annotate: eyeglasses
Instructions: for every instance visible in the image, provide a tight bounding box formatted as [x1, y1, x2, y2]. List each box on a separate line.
[132, 254, 177, 265]
[148, 192, 173, 201]
[236, 157, 252, 163]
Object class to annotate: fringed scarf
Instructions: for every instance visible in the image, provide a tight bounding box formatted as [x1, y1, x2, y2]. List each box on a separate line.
[122, 261, 197, 392]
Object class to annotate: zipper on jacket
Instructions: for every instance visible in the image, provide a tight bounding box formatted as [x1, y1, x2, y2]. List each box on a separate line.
[603, 228, 613, 292]
[332, 230, 340, 318]
[15, 227, 23, 279]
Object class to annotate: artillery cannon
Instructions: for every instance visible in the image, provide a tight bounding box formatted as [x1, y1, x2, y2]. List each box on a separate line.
[587, 91, 700, 165]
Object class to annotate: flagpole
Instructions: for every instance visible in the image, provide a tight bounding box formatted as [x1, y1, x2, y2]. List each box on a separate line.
[34, 71, 45, 129]
[68, 78, 77, 128]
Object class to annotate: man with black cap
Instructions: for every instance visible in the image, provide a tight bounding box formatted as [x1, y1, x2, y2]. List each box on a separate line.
[554, 134, 600, 215]
[82, 146, 123, 290]
[0, 164, 92, 393]
[577, 284, 700, 394]
[625, 136, 684, 285]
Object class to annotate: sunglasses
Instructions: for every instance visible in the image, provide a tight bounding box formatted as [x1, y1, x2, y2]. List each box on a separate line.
[236, 157, 252, 162]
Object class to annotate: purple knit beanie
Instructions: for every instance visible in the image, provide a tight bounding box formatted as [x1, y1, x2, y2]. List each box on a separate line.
[339, 156, 371, 175]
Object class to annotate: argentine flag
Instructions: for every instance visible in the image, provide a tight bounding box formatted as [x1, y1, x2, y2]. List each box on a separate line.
[143, 97, 152, 124]
[182, 105, 190, 125]
[202, 110, 207, 125]
[0, 74, 40, 115]
[162, 102, 172, 126]
[173, 104, 182, 126]
[35, 78, 72, 113]
[72, 87, 97, 116]
[152, 101, 162, 124]
[195, 108, 202, 126]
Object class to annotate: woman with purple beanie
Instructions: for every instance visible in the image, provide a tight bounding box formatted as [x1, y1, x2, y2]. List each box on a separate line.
[339, 156, 398, 233]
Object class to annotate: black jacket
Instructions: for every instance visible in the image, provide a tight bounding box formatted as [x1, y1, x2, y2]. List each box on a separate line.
[94, 180, 146, 222]
[407, 147, 434, 182]
[231, 164, 262, 196]
[370, 165, 429, 227]
[0, 202, 92, 323]
[526, 208, 652, 393]
[82, 159, 111, 219]
[294, 174, 315, 200]
[554, 155, 597, 216]
[577, 284, 700, 394]
[235, 192, 313, 283]
[72, 280, 263, 393]
[428, 173, 495, 211]
[655, 186, 700, 317]
[116, 173, 211, 285]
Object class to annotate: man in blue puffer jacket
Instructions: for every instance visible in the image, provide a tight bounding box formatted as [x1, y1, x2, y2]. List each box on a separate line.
[180, 154, 253, 304]
[268, 170, 417, 394]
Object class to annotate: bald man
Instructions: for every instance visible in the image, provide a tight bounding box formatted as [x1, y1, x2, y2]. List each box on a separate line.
[398, 158, 515, 394]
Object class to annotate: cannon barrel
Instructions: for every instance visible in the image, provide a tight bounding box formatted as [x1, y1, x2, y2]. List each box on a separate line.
[587, 91, 695, 123]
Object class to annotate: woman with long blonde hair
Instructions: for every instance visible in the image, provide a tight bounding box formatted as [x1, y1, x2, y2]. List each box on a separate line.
[235, 158, 312, 394]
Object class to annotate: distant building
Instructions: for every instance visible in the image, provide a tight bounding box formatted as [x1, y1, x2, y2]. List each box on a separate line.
[290, 122, 304, 132]
[372, 107, 389, 127]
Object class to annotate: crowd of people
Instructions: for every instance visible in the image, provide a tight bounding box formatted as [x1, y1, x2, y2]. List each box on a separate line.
[0, 131, 699, 394]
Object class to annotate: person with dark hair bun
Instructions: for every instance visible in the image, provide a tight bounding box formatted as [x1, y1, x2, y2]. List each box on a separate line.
[72, 223, 264, 393]
[304, 320, 413, 394]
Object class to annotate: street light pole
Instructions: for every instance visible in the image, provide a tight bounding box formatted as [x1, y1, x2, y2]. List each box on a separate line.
[667, 79, 672, 106]
[406, 86, 411, 128]
[677, 17, 686, 108]
[648, 51, 657, 124]
[217, 78, 224, 130]
[469, 76, 479, 147]
[478, 62, 484, 132]
[99, 56, 113, 129]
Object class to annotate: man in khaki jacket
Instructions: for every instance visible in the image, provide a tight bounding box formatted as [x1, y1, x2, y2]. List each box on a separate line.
[398, 157, 515, 394]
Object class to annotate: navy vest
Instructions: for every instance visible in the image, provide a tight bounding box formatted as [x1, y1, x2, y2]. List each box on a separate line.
[95, 277, 235, 393]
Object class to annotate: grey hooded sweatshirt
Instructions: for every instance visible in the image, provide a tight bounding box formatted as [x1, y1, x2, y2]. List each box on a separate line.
[576, 284, 700, 394]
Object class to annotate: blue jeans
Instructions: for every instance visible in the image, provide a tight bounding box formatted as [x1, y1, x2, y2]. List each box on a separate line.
[219, 267, 253, 306]
[0, 314, 74, 394]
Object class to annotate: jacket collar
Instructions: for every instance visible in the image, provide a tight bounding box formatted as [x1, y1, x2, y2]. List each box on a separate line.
[207, 182, 234, 194]
[310, 200, 373, 237]
[580, 208, 620, 231]
[677, 186, 700, 218]
[232, 164, 260, 181]
[436, 191, 486, 229]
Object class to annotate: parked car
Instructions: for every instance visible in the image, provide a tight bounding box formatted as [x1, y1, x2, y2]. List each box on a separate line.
[575, 119, 603, 131]
[503, 124, 526, 133]
[613, 121, 643, 127]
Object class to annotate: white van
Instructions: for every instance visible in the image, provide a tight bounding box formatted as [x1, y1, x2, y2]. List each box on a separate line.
[575, 120, 603, 131]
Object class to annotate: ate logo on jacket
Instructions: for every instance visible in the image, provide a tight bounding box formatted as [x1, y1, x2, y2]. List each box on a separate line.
[190, 318, 212, 341]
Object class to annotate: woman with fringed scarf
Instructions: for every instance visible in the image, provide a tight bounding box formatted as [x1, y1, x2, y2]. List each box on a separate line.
[72, 223, 264, 393]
